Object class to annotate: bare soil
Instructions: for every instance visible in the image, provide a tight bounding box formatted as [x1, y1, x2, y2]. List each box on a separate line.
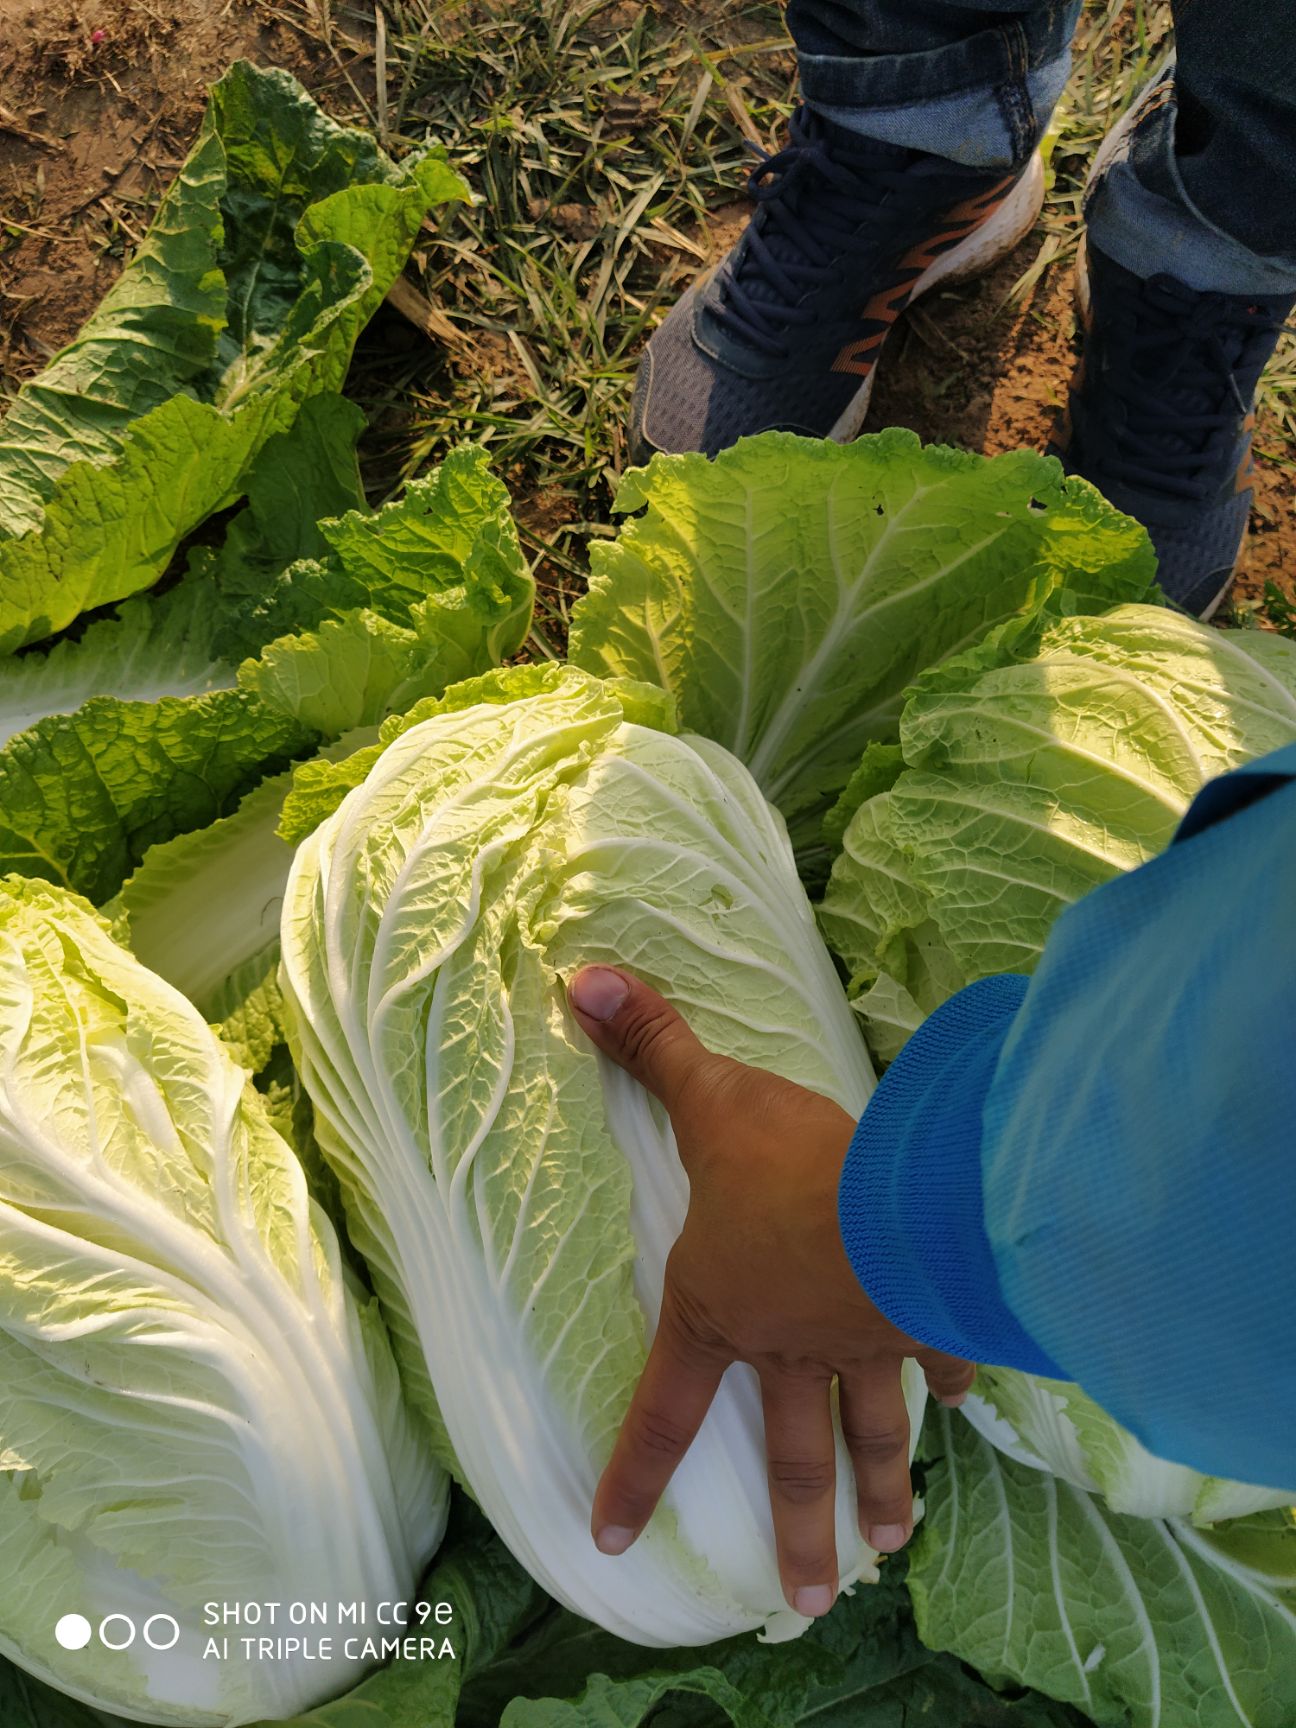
[0, 0, 334, 369]
[1, 0, 1291, 615]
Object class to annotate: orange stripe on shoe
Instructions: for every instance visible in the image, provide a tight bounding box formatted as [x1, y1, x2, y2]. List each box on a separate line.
[832, 334, 887, 376]
[830, 175, 1015, 378]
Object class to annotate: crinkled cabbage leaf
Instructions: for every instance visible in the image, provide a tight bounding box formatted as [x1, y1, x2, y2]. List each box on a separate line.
[910, 1410, 1296, 1728]
[0, 878, 447, 1725]
[820, 604, 1296, 1061]
[0, 62, 467, 652]
[279, 664, 925, 1647]
[0, 424, 531, 903]
[569, 432, 1156, 868]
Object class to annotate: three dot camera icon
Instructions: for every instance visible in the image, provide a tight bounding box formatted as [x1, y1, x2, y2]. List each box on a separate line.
[56, 1613, 180, 1653]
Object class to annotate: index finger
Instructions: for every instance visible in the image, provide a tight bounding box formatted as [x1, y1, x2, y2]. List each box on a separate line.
[592, 1289, 728, 1555]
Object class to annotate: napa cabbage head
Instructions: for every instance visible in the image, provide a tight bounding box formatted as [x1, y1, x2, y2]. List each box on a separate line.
[818, 601, 1296, 1522]
[0, 878, 447, 1726]
[278, 663, 925, 1648]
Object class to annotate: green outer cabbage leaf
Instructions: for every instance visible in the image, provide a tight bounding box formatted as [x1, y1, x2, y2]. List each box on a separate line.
[0, 877, 447, 1726]
[0, 686, 315, 906]
[113, 770, 299, 1022]
[263, 1503, 1090, 1728]
[0, 583, 234, 752]
[112, 731, 373, 1078]
[279, 664, 925, 1647]
[819, 604, 1296, 1061]
[0, 1658, 120, 1728]
[0, 392, 366, 752]
[232, 445, 536, 734]
[0, 61, 467, 652]
[211, 438, 533, 667]
[568, 431, 1156, 865]
[101, 434, 533, 1054]
[0, 439, 532, 904]
[187, 392, 371, 608]
[258, 1504, 548, 1728]
[910, 1410, 1296, 1728]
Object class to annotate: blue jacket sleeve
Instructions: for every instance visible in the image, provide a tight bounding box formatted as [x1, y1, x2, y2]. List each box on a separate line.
[838, 740, 1296, 1491]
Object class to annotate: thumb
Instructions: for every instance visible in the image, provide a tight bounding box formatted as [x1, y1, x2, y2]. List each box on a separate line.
[568, 966, 717, 1115]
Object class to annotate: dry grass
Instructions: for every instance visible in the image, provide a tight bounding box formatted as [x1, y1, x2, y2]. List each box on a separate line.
[325, 0, 798, 642]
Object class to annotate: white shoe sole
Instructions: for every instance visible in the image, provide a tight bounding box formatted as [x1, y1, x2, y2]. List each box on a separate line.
[827, 148, 1047, 442]
[1076, 53, 1176, 329]
[1198, 561, 1244, 623]
[1085, 52, 1177, 196]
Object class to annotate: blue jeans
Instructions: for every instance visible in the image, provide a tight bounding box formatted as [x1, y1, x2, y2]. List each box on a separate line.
[788, 0, 1296, 294]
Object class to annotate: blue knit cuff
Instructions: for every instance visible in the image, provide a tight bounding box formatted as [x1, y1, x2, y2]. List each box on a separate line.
[839, 976, 1065, 1375]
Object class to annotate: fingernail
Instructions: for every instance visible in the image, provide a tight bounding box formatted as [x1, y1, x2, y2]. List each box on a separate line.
[793, 1584, 836, 1618]
[939, 1392, 967, 1408]
[571, 968, 630, 1023]
[868, 1523, 910, 1553]
[594, 1524, 636, 1556]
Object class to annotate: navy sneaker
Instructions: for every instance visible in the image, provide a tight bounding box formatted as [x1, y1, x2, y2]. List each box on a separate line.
[629, 105, 1044, 463]
[1051, 240, 1294, 618]
[1050, 65, 1295, 617]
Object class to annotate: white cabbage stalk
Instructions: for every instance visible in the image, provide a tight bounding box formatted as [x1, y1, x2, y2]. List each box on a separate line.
[280, 668, 925, 1647]
[0, 878, 448, 1726]
[961, 1368, 1291, 1525]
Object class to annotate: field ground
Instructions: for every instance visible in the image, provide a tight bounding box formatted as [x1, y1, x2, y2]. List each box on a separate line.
[2, 0, 1293, 652]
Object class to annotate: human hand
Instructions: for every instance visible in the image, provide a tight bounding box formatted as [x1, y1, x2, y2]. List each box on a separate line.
[567, 965, 975, 1619]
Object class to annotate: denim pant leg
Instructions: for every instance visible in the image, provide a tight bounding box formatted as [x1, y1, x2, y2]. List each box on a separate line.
[1085, 1, 1296, 294]
[788, 0, 1081, 168]
[789, 0, 1296, 293]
